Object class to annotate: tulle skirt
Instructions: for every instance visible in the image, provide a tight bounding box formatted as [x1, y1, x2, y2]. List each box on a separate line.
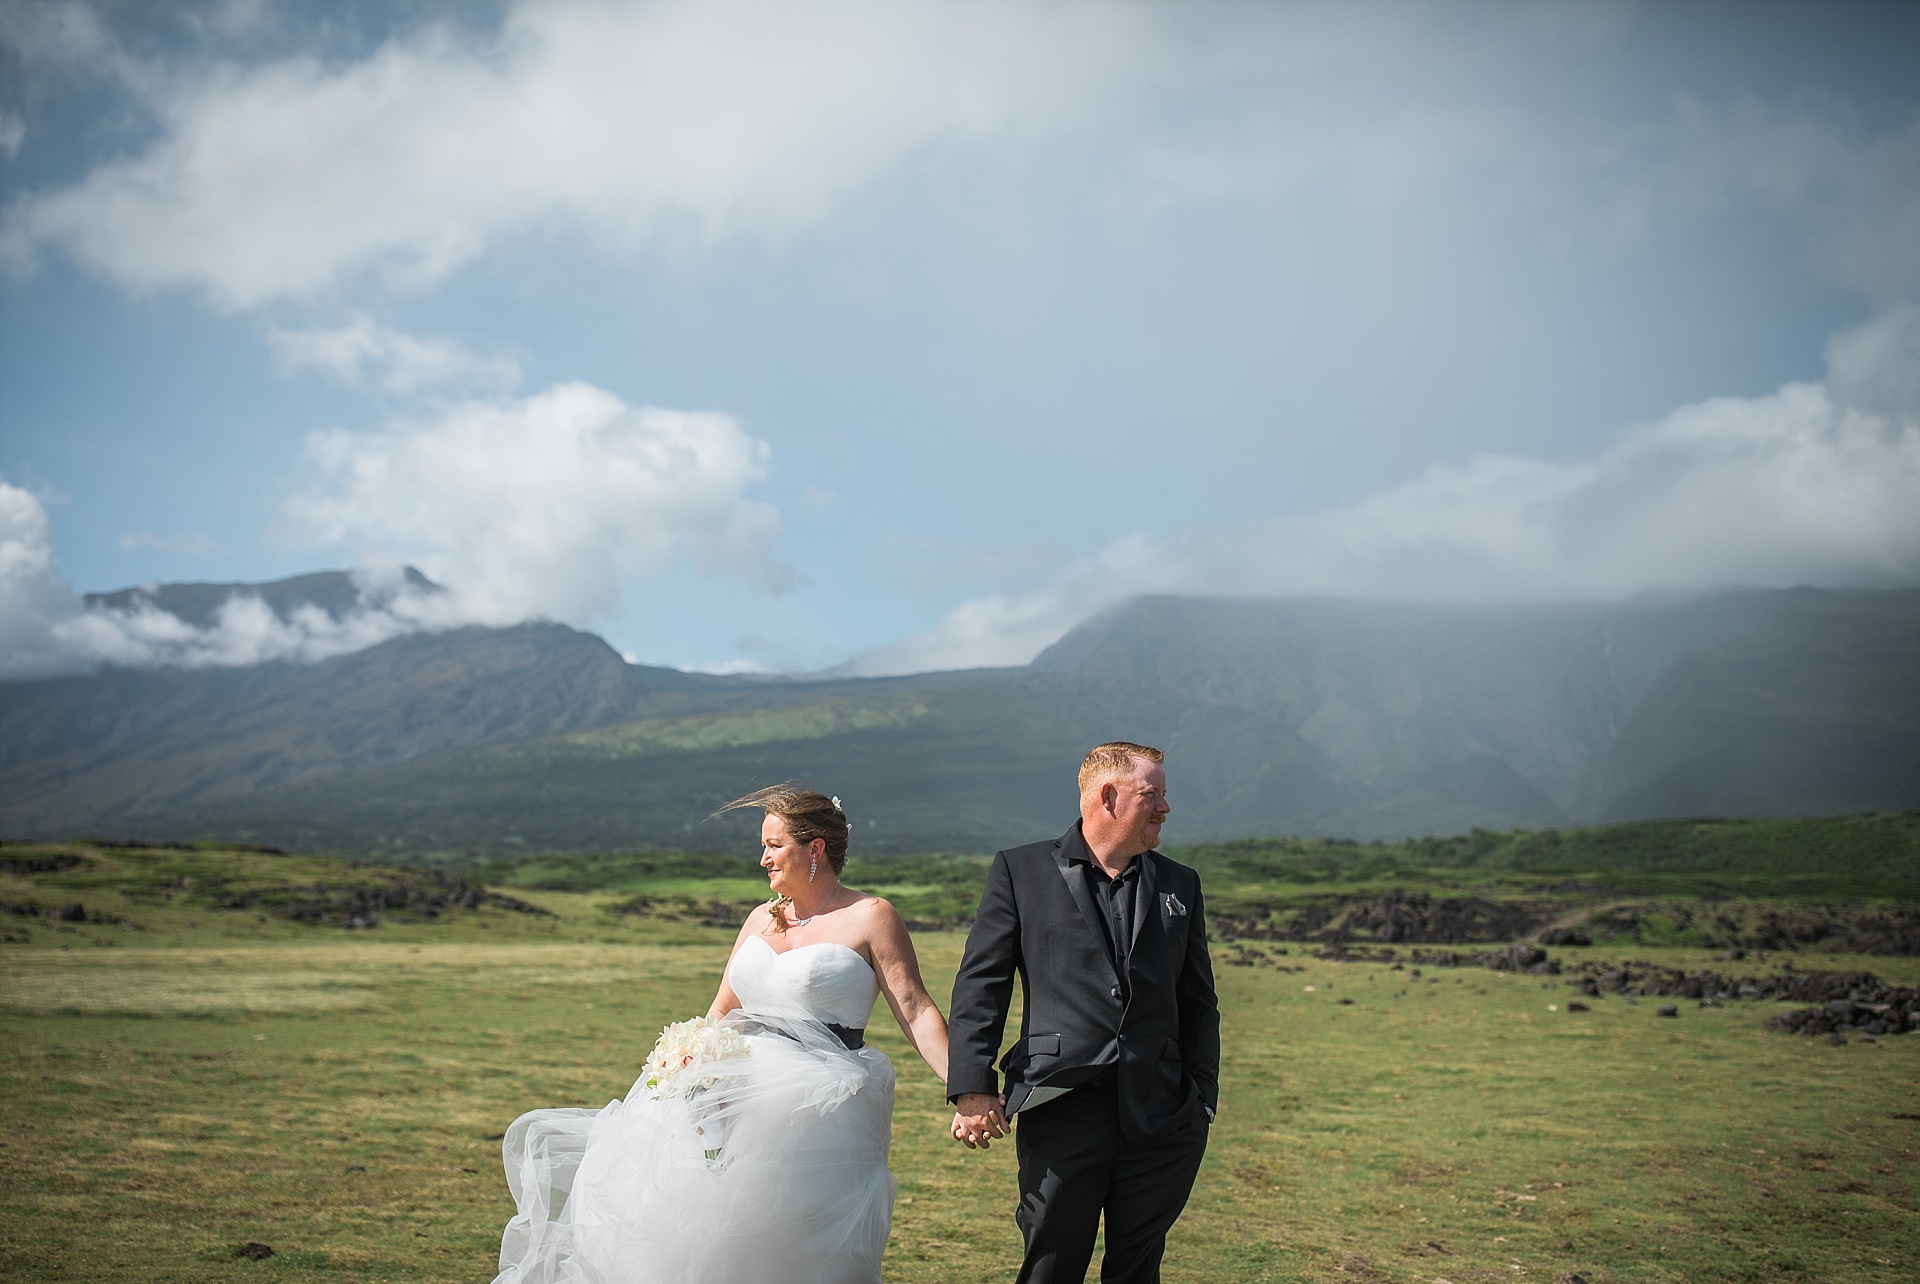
[493, 1011, 896, 1284]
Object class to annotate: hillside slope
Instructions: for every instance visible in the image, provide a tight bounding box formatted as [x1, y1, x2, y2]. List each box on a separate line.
[0, 621, 710, 835]
[3, 583, 1915, 855]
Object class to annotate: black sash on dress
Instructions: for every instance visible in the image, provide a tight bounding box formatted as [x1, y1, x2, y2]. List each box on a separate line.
[737, 1016, 865, 1050]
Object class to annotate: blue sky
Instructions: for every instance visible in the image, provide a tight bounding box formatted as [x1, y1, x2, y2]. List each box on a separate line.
[2, 0, 1917, 678]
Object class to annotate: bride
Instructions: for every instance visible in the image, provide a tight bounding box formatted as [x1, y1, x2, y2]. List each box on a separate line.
[491, 787, 952, 1284]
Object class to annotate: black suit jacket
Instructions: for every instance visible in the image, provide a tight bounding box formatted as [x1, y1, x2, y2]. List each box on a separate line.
[947, 823, 1220, 1143]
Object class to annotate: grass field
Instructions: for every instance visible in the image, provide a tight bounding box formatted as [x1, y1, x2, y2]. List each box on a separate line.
[3, 842, 1918, 1282]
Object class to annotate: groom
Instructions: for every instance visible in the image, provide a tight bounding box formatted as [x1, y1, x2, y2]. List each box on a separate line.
[947, 742, 1219, 1283]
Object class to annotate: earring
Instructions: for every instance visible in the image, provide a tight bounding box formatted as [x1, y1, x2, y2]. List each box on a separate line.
[809, 854, 818, 883]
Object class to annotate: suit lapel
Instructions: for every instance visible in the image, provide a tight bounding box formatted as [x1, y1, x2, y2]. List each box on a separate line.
[1051, 828, 1120, 983]
[1130, 850, 1160, 953]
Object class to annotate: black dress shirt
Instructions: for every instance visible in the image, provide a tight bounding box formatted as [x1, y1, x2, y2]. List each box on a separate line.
[1079, 854, 1141, 998]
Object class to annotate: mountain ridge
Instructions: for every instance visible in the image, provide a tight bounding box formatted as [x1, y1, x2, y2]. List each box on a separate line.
[3, 578, 1916, 856]
[81, 567, 444, 627]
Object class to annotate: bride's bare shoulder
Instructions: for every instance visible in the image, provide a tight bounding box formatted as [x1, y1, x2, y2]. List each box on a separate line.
[842, 890, 899, 919]
[844, 894, 914, 946]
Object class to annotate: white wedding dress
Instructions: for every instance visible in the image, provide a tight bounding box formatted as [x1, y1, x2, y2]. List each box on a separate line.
[492, 937, 895, 1284]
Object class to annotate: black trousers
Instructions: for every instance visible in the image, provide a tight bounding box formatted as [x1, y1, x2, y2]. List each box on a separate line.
[1012, 1084, 1209, 1284]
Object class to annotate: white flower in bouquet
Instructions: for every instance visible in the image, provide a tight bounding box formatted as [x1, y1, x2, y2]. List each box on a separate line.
[641, 1016, 751, 1099]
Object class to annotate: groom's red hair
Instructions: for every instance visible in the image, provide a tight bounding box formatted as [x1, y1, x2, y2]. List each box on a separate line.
[1077, 741, 1163, 793]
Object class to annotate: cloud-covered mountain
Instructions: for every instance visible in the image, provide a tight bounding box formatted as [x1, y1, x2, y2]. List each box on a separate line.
[850, 306, 1920, 675]
[0, 377, 791, 679]
[2, 576, 1912, 857]
[81, 567, 442, 630]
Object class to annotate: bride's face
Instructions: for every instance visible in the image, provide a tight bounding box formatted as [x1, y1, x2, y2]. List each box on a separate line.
[760, 813, 825, 898]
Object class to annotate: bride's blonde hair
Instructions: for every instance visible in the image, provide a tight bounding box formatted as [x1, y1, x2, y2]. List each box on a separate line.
[716, 785, 850, 932]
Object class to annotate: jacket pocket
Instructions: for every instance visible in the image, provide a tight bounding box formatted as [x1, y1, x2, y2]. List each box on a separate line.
[999, 1032, 1061, 1072]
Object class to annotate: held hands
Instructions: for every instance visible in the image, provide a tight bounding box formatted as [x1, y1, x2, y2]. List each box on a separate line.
[950, 1093, 1008, 1149]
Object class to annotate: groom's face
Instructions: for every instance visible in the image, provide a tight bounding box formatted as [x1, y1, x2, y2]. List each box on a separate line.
[1109, 758, 1171, 854]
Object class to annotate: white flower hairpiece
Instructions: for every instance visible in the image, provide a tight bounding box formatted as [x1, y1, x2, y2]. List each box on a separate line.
[831, 795, 844, 813]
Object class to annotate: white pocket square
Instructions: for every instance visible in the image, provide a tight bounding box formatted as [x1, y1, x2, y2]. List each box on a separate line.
[1163, 892, 1187, 917]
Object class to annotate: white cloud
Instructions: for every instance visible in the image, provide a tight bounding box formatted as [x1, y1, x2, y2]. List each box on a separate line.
[1826, 302, 1920, 422]
[850, 310, 1920, 675]
[0, 111, 24, 158]
[0, 472, 451, 676]
[0, 0, 120, 72]
[698, 657, 776, 677]
[0, 475, 85, 678]
[283, 380, 790, 627]
[11, 307, 1919, 680]
[0, 0, 1166, 307]
[1134, 79, 1920, 306]
[3, 2, 1911, 313]
[4, 378, 791, 675]
[268, 315, 523, 396]
[52, 578, 430, 670]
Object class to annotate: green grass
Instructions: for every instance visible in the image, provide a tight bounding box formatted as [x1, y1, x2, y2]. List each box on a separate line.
[4, 932, 1917, 1282]
[1176, 812, 1920, 899]
[4, 841, 1919, 1282]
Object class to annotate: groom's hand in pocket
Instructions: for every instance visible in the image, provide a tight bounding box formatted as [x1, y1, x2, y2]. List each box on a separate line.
[950, 1094, 1008, 1149]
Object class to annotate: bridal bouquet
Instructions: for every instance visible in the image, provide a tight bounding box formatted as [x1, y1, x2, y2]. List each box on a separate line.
[642, 1016, 751, 1168]
[641, 1016, 751, 1099]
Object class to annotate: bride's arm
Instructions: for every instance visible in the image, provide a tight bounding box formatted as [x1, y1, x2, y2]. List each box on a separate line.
[705, 904, 772, 1020]
[865, 900, 951, 1082]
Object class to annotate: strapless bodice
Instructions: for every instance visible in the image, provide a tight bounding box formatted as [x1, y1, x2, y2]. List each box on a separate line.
[727, 936, 878, 1029]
